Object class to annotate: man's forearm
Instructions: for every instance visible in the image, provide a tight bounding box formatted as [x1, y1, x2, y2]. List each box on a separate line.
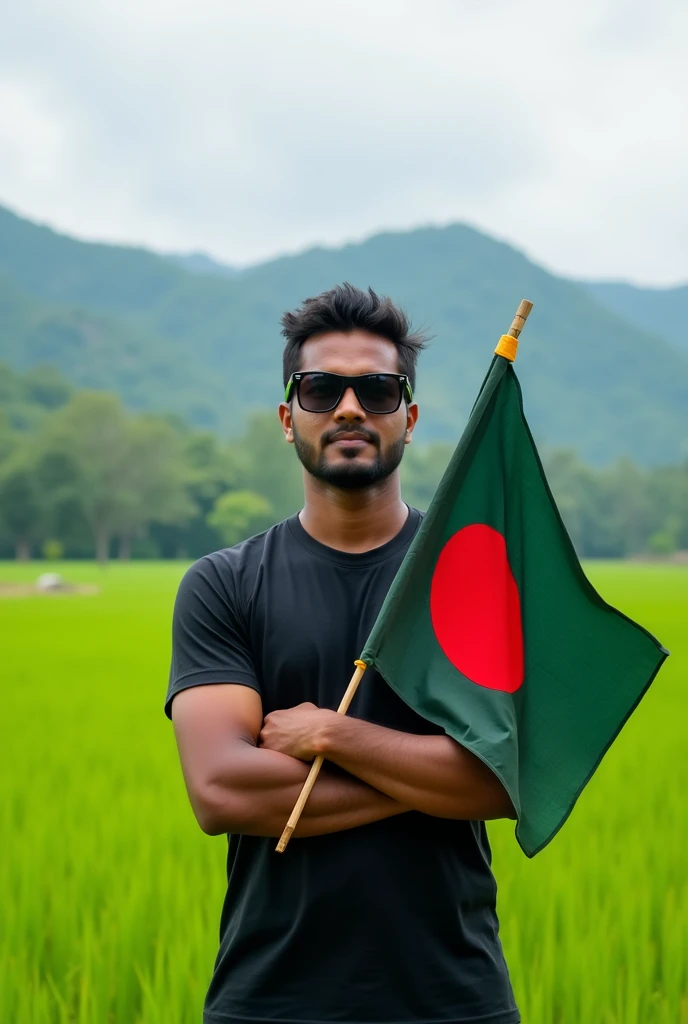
[199, 740, 407, 837]
[316, 715, 515, 821]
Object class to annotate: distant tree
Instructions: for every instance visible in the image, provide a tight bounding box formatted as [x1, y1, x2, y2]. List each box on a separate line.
[648, 461, 688, 551]
[543, 452, 688, 558]
[603, 459, 655, 556]
[233, 412, 303, 523]
[149, 428, 236, 558]
[37, 394, 202, 562]
[39, 392, 133, 563]
[42, 538, 65, 561]
[0, 448, 45, 560]
[208, 490, 274, 548]
[648, 516, 681, 556]
[32, 444, 89, 555]
[113, 416, 196, 560]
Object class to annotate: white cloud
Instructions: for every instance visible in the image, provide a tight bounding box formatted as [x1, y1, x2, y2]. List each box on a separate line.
[1, 0, 686, 283]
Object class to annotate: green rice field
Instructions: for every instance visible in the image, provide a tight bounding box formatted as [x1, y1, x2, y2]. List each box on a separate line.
[2, 561, 686, 1023]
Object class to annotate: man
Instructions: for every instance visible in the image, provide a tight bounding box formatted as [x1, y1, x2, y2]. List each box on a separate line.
[166, 283, 520, 1024]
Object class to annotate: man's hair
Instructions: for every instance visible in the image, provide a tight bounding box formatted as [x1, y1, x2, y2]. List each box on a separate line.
[281, 282, 428, 391]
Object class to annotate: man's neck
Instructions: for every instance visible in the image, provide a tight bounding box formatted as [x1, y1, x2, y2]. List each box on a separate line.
[298, 474, 409, 554]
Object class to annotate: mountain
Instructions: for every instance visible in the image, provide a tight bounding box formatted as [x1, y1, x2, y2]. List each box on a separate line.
[0, 202, 686, 464]
[165, 251, 241, 277]
[582, 280, 688, 356]
[0, 273, 227, 428]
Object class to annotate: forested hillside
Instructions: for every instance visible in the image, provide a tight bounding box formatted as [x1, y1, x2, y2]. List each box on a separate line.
[0, 273, 228, 428]
[583, 279, 688, 356]
[1, 204, 686, 464]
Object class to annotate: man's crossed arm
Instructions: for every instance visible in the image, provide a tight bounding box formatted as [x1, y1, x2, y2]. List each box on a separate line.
[259, 702, 515, 822]
[171, 685, 514, 839]
[172, 685, 404, 837]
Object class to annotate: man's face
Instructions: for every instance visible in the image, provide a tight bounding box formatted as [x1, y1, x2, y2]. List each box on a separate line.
[279, 330, 419, 490]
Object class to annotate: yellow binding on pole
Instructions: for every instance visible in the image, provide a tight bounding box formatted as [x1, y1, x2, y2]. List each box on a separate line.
[494, 334, 519, 361]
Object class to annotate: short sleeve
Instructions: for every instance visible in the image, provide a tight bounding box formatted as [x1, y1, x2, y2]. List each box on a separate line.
[165, 553, 261, 718]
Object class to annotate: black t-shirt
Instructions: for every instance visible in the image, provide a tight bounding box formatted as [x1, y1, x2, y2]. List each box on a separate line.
[166, 509, 520, 1024]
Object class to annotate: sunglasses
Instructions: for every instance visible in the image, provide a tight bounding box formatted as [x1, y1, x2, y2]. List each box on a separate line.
[285, 371, 413, 415]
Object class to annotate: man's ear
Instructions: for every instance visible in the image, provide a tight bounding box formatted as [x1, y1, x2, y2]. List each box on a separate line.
[278, 402, 295, 444]
[404, 402, 419, 444]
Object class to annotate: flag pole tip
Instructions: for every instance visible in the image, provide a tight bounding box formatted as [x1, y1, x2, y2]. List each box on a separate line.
[509, 300, 533, 337]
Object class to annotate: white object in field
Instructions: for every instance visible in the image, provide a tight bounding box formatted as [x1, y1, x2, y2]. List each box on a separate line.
[36, 573, 65, 592]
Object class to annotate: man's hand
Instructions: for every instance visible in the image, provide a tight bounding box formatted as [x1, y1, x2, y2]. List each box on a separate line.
[259, 703, 337, 761]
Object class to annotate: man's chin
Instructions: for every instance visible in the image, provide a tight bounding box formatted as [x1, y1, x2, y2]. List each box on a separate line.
[320, 467, 380, 489]
[310, 456, 387, 489]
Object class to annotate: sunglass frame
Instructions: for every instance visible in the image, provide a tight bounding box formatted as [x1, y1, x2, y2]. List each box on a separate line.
[285, 371, 413, 414]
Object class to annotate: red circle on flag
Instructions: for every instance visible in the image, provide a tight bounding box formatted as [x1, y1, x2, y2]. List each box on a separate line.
[430, 524, 524, 692]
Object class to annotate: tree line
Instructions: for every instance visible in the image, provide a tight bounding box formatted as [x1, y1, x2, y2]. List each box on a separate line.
[0, 367, 686, 562]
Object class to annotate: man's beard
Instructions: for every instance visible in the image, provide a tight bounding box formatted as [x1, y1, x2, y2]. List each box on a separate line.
[293, 424, 406, 490]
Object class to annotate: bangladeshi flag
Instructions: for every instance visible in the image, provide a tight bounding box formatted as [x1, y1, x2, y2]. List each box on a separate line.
[360, 341, 668, 857]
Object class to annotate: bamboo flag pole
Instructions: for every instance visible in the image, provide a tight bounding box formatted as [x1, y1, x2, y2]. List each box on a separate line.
[275, 300, 533, 854]
[494, 299, 533, 360]
[276, 660, 368, 852]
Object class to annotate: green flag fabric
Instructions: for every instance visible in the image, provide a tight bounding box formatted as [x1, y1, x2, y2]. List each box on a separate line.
[361, 353, 668, 856]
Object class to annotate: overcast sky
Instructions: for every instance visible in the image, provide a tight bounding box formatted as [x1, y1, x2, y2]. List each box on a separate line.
[1, 0, 687, 284]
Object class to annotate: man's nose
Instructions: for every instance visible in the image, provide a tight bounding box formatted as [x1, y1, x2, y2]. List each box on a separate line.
[334, 386, 366, 422]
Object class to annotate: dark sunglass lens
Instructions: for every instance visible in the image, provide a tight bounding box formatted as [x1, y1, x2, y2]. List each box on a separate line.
[298, 373, 342, 412]
[358, 375, 401, 413]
